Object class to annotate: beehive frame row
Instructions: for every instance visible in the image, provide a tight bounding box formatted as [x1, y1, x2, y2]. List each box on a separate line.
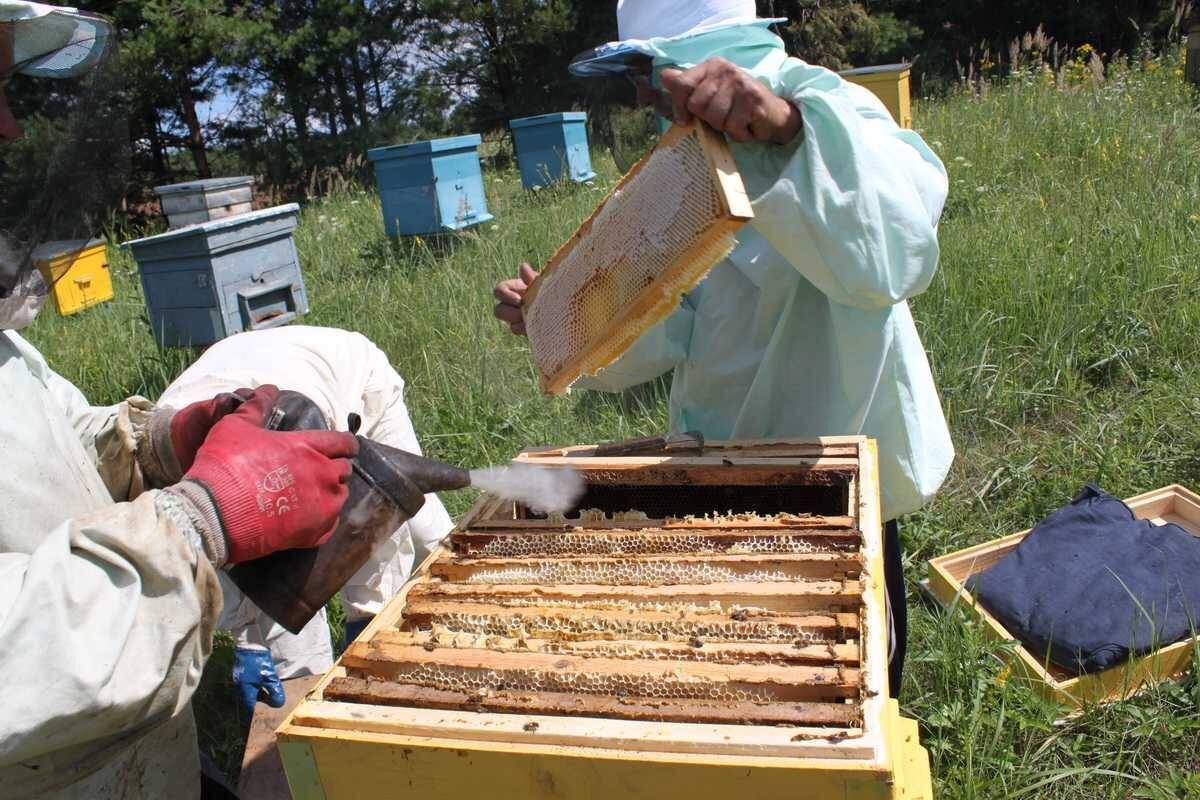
[279, 437, 931, 799]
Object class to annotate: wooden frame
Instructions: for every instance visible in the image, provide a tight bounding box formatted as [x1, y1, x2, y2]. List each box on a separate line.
[927, 484, 1200, 707]
[278, 437, 932, 800]
[522, 120, 754, 395]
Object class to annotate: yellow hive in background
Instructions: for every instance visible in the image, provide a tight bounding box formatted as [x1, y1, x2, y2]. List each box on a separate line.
[840, 64, 913, 129]
[32, 238, 114, 316]
[522, 121, 753, 395]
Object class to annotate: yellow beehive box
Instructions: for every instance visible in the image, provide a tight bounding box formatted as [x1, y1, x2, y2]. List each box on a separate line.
[840, 64, 913, 129]
[278, 436, 932, 800]
[32, 238, 114, 316]
[927, 484, 1200, 707]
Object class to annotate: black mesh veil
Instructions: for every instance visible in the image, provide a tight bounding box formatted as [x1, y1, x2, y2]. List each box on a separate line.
[0, 15, 128, 300]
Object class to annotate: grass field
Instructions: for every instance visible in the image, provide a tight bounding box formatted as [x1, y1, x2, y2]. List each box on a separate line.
[25, 49, 1200, 797]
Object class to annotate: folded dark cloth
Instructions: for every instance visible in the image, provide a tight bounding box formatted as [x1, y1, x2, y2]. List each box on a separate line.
[967, 484, 1200, 674]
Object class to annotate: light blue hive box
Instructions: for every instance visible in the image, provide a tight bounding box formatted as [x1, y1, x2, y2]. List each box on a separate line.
[367, 135, 494, 236]
[125, 204, 309, 347]
[509, 112, 596, 189]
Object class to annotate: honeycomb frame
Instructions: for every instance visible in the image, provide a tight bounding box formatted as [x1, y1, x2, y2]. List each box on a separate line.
[522, 121, 754, 395]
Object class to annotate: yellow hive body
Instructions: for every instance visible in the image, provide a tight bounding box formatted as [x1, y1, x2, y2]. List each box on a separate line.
[840, 64, 913, 129]
[278, 436, 933, 800]
[32, 238, 114, 316]
[522, 121, 753, 395]
[927, 484, 1200, 708]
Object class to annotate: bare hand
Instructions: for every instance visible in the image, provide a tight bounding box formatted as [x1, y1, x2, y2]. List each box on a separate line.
[659, 58, 802, 145]
[493, 263, 539, 336]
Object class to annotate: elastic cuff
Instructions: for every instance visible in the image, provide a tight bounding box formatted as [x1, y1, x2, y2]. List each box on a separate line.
[189, 463, 265, 564]
[138, 408, 184, 487]
[165, 480, 231, 567]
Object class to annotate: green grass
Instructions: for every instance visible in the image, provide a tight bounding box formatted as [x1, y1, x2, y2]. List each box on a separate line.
[25, 51, 1200, 797]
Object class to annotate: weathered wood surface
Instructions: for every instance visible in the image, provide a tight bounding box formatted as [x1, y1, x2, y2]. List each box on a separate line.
[429, 552, 862, 583]
[400, 599, 860, 643]
[324, 676, 860, 727]
[406, 580, 863, 613]
[372, 629, 860, 665]
[343, 642, 860, 702]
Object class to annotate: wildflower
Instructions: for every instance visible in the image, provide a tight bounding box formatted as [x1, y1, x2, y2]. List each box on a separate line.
[1189, 214, 1200, 223]
[1076, 43, 1094, 57]
[975, 186, 987, 193]
[414, 235, 424, 247]
[995, 665, 1012, 686]
[962, 161, 973, 168]
[954, 155, 966, 162]
[490, 224, 499, 230]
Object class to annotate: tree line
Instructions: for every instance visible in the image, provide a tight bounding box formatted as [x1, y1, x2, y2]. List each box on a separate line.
[2, 0, 1191, 213]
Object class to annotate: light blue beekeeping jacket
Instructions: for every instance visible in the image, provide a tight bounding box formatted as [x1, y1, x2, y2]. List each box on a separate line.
[579, 22, 954, 520]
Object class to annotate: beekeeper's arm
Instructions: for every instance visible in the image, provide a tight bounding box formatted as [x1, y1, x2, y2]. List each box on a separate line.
[0, 493, 223, 767]
[725, 61, 946, 309]
[656, 54, 946, 309]
[0, 385, 357, 768]
[35, 353, 252, 500]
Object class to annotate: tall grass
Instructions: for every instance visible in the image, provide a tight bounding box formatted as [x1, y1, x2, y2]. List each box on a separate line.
[24, 49, 1200, 795]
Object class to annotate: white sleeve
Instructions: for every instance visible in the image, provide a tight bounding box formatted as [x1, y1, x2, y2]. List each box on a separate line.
[730, 60, 948, 310]
[0, 492, 222, 768]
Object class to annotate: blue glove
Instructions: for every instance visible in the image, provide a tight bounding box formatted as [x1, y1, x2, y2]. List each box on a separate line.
[232, 646, 286, 718]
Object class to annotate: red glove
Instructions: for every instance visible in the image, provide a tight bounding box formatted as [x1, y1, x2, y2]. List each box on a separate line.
[170, 388, 255, 472]
[173, 384, 359, 565]
[142, 388, 254, 487]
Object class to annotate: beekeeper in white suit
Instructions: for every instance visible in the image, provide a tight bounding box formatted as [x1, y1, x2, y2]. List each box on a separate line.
[495, 0, 953, 696]
[0, 4, 361, 796]
[159, 325, 454, 717]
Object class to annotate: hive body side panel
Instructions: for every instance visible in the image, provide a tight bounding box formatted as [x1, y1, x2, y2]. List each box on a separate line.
[856, 439, 890, 748]
[289, 726, 894, 800]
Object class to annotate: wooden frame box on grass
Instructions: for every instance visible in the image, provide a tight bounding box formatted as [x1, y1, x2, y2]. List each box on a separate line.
[278, 437, 932, 800]
[927, 484, 1200, 708]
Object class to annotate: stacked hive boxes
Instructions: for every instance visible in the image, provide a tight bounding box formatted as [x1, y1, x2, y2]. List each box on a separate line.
[125, 178, 309, 347]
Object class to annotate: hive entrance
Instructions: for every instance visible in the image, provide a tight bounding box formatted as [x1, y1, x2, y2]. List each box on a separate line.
[324, 439, 882, 746]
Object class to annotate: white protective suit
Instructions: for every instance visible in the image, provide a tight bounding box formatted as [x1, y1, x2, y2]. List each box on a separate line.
[159, 325, 455, 677]
[579, 20, 954, 520]
[0, 331, 221, 799]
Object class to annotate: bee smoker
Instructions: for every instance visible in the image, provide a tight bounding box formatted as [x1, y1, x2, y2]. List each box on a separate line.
[226, 390, 470, 633]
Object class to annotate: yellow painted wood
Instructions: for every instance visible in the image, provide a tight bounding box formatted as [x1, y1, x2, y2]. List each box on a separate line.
[926, 484, 1200, 707]
[281, 698, 933, 799]
[277, 738, 327, 800]
[34, 240, 114, 316]
[283, 726, 897, 800]
[842, 66, 913, 128]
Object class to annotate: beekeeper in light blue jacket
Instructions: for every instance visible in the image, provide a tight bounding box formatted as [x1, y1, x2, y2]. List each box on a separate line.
[494, 0, 953, 695]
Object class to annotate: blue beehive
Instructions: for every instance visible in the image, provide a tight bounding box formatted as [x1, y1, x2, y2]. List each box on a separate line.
[125, 204, 309, 347]
[509, 112, 596, 189]
[367, 135, 494, 236]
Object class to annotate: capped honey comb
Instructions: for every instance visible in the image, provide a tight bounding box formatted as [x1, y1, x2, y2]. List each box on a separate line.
[523, 122, 753, 395]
